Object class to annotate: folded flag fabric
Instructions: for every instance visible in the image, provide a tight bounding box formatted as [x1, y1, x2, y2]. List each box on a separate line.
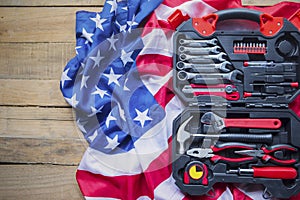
[60, 0, 300, 199]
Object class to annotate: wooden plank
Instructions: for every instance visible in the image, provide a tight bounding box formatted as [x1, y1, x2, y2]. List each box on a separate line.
[0, 79, 67, 106]
[0, 106, 73, 121]
[0, 7, 101, 43]
[0, 137, 86, 165]
[0, 0, 103, 6]
[0, 164, 83, 200]
[0, 43, 75, 80]
[0, 118, 82, 139]
[242, 0, 300, 6]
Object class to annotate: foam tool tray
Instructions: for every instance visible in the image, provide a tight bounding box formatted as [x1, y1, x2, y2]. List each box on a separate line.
[169, 8, 300, 199]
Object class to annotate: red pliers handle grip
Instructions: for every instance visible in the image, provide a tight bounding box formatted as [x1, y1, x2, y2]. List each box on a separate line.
[261, 144, 298, 165]
[211, 143, 257, 164]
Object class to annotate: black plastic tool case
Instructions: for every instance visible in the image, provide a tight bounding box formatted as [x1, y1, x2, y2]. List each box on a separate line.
[171, 8, 300, 199]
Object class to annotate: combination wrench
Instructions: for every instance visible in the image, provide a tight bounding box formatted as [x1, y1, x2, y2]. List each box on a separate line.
[176, 61, 232, 72]
[178, 46, 221, 54]
[179, 52, 227, 63]
[179, 38, 218, 46]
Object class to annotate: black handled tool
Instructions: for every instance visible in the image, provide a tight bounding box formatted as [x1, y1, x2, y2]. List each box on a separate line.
[191, 133, 273, 144]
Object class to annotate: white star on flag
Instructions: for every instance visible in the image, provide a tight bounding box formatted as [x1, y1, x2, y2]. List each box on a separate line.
[66, 93, 79, 107]
[61, 68, 72, 88]
[120, 50, 134, 66]
[107, 0, 118, 14]
[89, 50, 104, 68]
[127, 14, 138, 32]
[75, 46, 82, 55]
[116, 21, 127, 32]
[88, 106, 104, 117]
[76, 119, 87, 134]
[107, 33, 118, 51]
[80, 75, 89, 90]
[134, 108, 153, 128]
[117, 102, 126, 121]
[88, 130, 98, 143]
[123, 77, 130, 91]
[104, 135, 120, 150]
[105, 111, 117, 127]
[90, 13, 107, 31]
[103, 68, 122, 86]
[81, 28, 94, 43]
[91, 86, 110, 98]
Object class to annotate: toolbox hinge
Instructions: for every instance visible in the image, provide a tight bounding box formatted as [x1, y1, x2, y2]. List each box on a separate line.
[189, 102, 230, 107]
[246, 103, 288, 108]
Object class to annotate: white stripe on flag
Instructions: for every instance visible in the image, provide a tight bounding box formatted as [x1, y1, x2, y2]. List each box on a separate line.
[140, 28, 173, 57]
[217, 186, 234, 200]
[140, 71, 172, 95]
[154, 175, 185, 200]
[155, 1, 216, 21]
[236, 184, 266, 200]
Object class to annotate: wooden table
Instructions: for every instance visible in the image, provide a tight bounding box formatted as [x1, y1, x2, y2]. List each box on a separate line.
[0, 0, 296, 199]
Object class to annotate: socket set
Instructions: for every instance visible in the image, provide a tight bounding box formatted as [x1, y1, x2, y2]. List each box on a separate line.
[169, 8, 300, 199]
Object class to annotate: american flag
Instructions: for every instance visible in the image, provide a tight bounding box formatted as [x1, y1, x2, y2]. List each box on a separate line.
[61, 0, 300, 199]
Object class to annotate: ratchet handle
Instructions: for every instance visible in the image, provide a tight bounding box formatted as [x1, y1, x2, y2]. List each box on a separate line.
[224, 118, 281, 129]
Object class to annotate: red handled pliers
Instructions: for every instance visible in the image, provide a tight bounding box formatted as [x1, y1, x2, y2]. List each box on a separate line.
[186, 142, 257, 164]
[235, 144, 298, 165]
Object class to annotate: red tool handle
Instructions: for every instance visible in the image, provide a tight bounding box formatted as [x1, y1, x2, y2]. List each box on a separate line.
[193, 91, 240, 101]
[252, 167, 297, 179]
[261, 145, 298, 165]
[211, 155, 255, 164]
[224, 118, 281, 129]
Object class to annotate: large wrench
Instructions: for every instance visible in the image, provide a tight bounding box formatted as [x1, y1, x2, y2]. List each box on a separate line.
[179, 52, 227, 63]
[177, 69, 243, 84]
[200, 112, 282, 133]
[179, 38, 218, 46]
[176, 61, 232, 72]
[178, 46, 221, 54]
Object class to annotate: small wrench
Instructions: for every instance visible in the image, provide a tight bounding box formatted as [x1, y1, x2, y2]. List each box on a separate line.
[178, 46, 221, 54]
[179, 52, 227, 62]
[176, 61, 232, 72]
[177, 70, 243, 83]
[179, 38, 218, 46]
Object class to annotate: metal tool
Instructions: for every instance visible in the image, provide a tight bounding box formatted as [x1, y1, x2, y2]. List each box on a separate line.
[182, 84, 240, 101]
[177, 70, 243, 84]
[177, 116, 193, 154]
[179, 52, 227, 62]
[178, 46, 221, 54]
[234, 42, 266, 54]
[227, 166, 297, 179]
[184, 161, 209, 185]
[251, 82, 299, 88]
[243, 92, 277, 98]
[235, 144, 298, 165]
[244, 61, 298, 67]
[200, 112, 282, 133]
[179, 38, 218, 46]
[176, 61, 232, 72]
[186, 143, 257, 164]
[191, 133, 273, 144]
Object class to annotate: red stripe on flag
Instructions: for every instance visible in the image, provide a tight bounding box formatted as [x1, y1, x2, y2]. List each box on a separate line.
[136, 54, 172, 76]
[229, 184, 253, 200]
[77, 137, 174, 199]
[162, 0, 191, 8]
[154, 77, 175, 109]
[182, 183, 228, 200]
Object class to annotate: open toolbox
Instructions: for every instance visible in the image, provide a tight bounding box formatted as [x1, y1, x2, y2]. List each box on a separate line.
[170, 8, 300, 199]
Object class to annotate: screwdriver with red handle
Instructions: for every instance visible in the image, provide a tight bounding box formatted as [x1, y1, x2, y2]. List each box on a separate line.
[227, 166, 297, 179]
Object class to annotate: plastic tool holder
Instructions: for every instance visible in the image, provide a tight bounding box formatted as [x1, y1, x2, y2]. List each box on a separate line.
[170, 8, 300, 199]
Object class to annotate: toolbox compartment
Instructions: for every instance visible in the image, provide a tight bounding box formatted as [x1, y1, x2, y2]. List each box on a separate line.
[171, 8, 300, 199]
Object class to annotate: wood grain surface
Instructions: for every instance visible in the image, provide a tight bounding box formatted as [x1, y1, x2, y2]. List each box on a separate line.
[0, 0, 292, 199]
